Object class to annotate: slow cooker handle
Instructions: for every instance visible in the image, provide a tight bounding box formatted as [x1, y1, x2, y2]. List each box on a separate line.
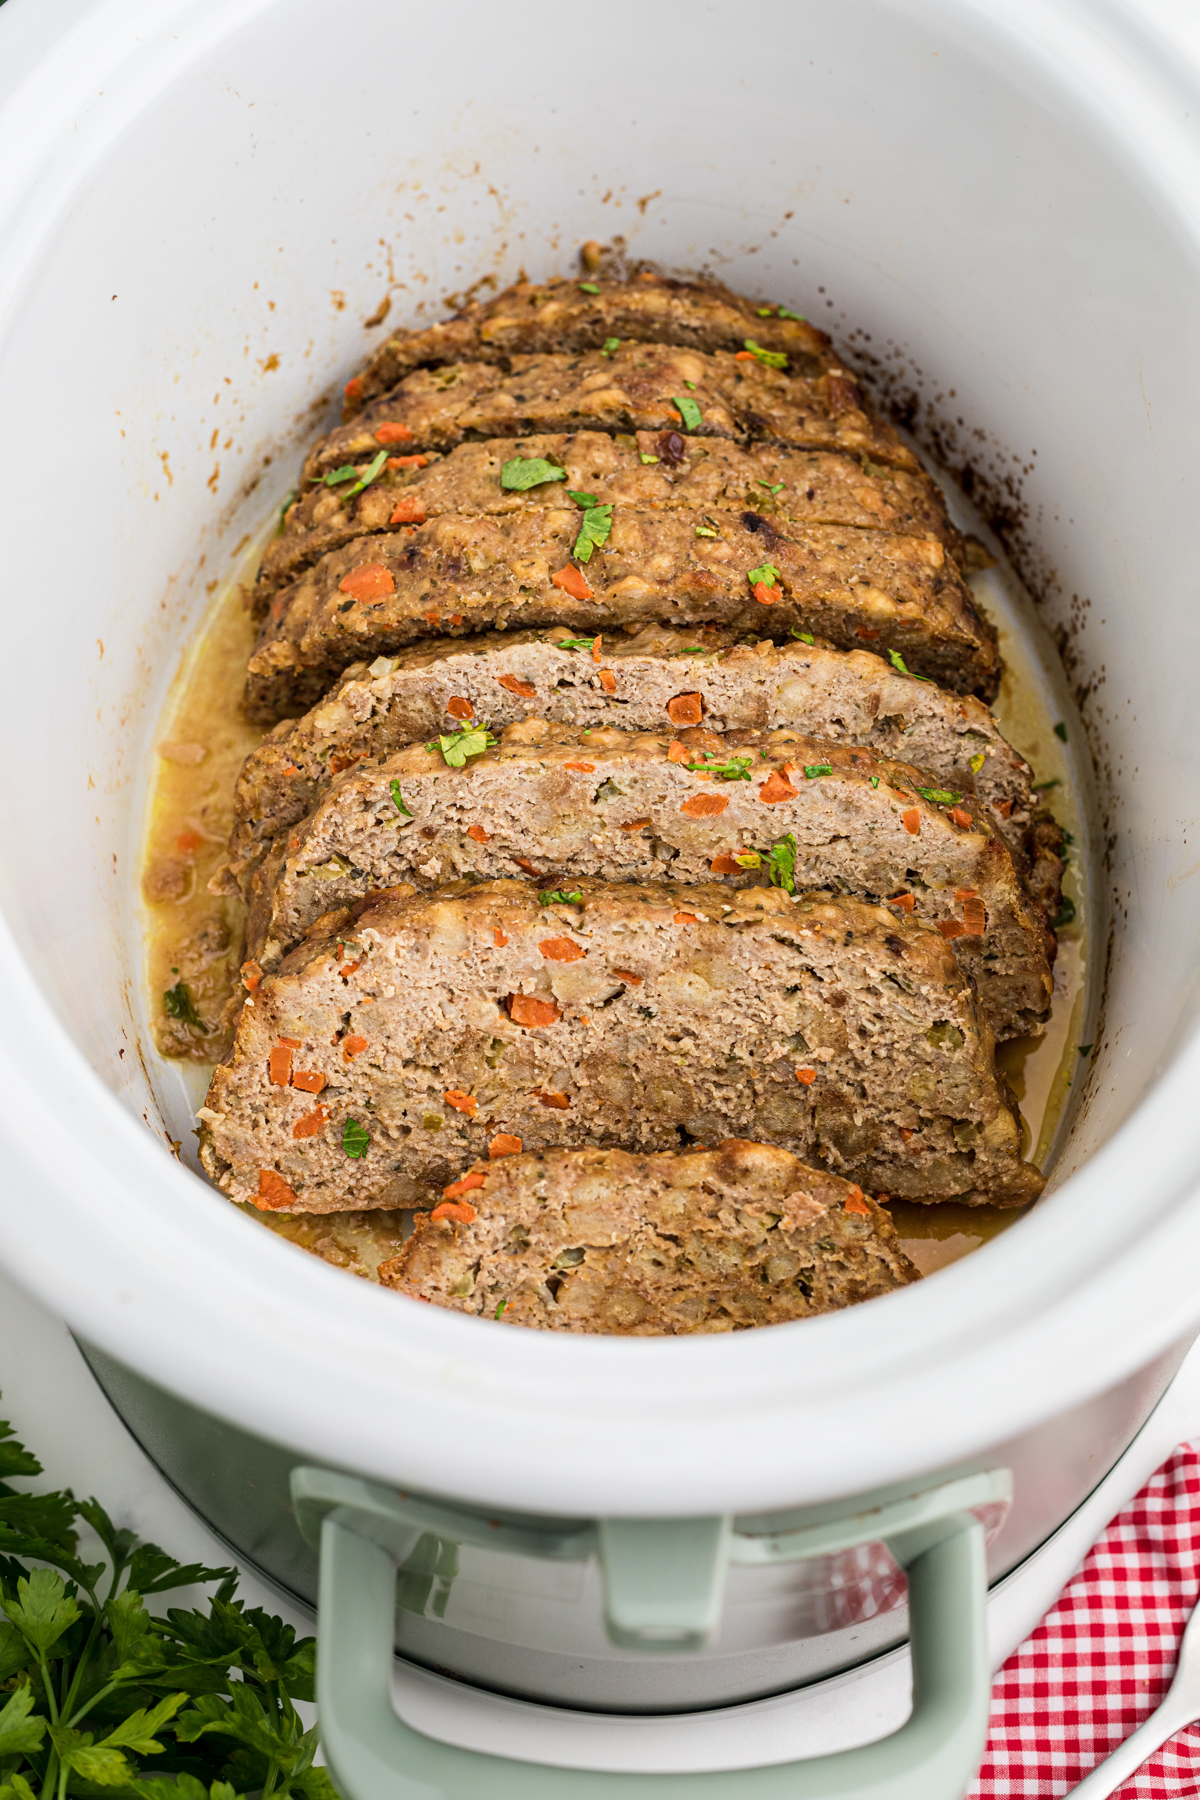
[311, 1502, 992, 1799]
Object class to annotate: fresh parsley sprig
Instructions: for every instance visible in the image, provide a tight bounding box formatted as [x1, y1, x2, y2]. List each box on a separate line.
[686, 756, 753, 782]
[565, 491, 614, 563]
[427, 723, 497, 768]
[768, 834, 798, 895]
[500, 457, 567, 492]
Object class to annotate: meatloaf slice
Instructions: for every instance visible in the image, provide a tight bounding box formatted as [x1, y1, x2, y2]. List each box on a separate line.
[244, 511, 995, 722]
[243, 721, 1050, 1040]
[305, 346, 919, 482]
[256, 432, 963, 617]
[197, 878, 1045, 1214]
[224, 630, 1038, 900]
[378, 1141, 919, 1334]
[343, 273, 839, 416]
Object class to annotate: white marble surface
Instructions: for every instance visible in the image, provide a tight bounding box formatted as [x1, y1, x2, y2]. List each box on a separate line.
[3, 1259, 1199, 1775]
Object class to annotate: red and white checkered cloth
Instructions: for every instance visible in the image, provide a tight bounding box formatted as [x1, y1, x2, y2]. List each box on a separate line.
[971, 1443, 1200, 1798]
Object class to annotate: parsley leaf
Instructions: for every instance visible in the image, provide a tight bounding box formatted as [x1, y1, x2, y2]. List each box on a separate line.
[638, 452, 660, 464]
[748, 562, 780, 588]
[343, 1119, 370, 1158]
[388, 779, 412, 817]
[789, 628, 814, 645]
[742, 339, 788, 370]
[870, 776, 880, 788]
[163, 982, 205, 1030]
[429, 723, 497, 767]
[578, 282, 600, 294]
[554, 636, 597, 652]
[915, 786, 964, 806]
[1054, 895, 1077, 929]
[687, 756, 753, 781]
[778, 306, 806, 321]
[969, 751, 987, 774]
[572, 503, 614, 563]
[320, 464, 360, 488]
[566, 489, 598, 507]
[672, 396, 703, 431]
[676, 646, 707, 655]
[1032, 778, 1060, 792]
[695, 525, 718, 538]
[734, 850, 762, 868]
[500, 456, 567, 492]
[803, 764, 834, 779]
[344, 448, 388, 498]
[768, 834, 797, 895]
[538, 889, 583, 905]
[756, 306, 775, 317]
[757, 481, 785, 495]
[601, 336, 620, 356]
[1054, 721, 1069, 742]
[887, 648, 934, 683]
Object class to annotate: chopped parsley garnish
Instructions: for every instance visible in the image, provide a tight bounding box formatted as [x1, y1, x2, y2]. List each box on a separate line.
[495, 1300, 508, 1318]
[803, 764, 834, 779]
[687, 755, 753, 781]
[1054, 721, 1069, 742]
[673, 395, 703, 431]
[566, 489, 597, 507]
[915, 785, 964, 805]
[757, 480, 785, 494]
[778, 306, 806, 321]
[570, 493, 614, 562]
[1054, 895, 1077, 929]
[1077, 1043, 1093, 1057]
[639, 452, 660, 464]
[578, 281, 600, 295]
[163, 981, 204, 1029]
[344, 447, 388, 497]
[500, 455, 567, 491]
[684, 381, 697, 391]
[279, 487, 298, 525]
[695, 525, 718, 538]
[734, 850, 762, 868]
[870, 776, 880, 788]
[742, 338, 788, 370]
[389, 778, 413, 817]
[756, 306, 775, 317]
[789, 627, 814, 645]
[887, 648, 934, 683]
[969, 751, 987, 774]
[748, 562, 780, 588]
[676, 646, 707, 655]
[320, 463, 362, 487]
[601, 336, 621, 356]
[1032, 778, 1060, 791]
[555, 636, 598, 652]
[343, 1118, 371, 1158]
[429, 722, 497, 766]
[768, 833, 797, 894]
[538, 889, 584, 905]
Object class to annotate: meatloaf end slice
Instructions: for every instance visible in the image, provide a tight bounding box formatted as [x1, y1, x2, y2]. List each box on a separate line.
[243, 509, 995, 722]
[197, 878, 1045, 1215]
[222, 630, 1036, 900]
[343, 272, 840, 416]
[378, 1141, 919, 1333]
[254, 431, 963, 617]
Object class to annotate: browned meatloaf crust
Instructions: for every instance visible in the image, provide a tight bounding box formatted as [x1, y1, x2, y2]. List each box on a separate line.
[223, 630, 1043, 905]
[244, 510, 995, 722]
[243, 720, 1051, 1041]
[306, 346, 920, 482]
[343, 273, 840, 417]
[196, 879, 1045, 1214]
[255, 432, 963, 615]
[379, 1141, 919, 1333]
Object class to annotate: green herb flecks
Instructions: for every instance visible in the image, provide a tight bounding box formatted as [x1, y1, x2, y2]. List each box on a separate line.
[695, 525, 718, 538]
[500, 456, 567, 492]
[578, 282, 600, 295]
[0, 1404, 330, 1800]
[343, 1119, 370, 1158]
[748, 562, 780, 589]
[734, 851, 762, 868]
[1054, 721, 1069, 742]
[803, 764, 833, 780]
[768, 834, 798, 895]
[915, 786, 964, 806]
[672, 395, 703, 431]
[494, 1300, 508, 1318]
[163, 982, 205, 1031]
[756, 306, 775, 317]
[778, 306, 806, 321]
[538, 889, 584, 906]
[429, 722, 497, 767]
[1054, 896, 1077, 930]
[320, 463, 362, 488]
[638, 452, 660, 464]
[555, 636, 598, 653]
[344, 448, 388, 498]
[1032, 778, 1061, 792]
[601, 336, 620, 357]
[278, 488, 298, 528]
[1077, 1043, 1093, 1057]
[789, 627, 814, 645]
[567, 490, 613, 563]
[687, 755, 754, 781]
[757, 480, 785, 495]
[887, 648, 934, 683]
[969, 751, 987, 774]
[870, 776, 880, 789]
[742, 338, 788, 370]
[676, 646, 707, 655]
[389, 779, 413, 818]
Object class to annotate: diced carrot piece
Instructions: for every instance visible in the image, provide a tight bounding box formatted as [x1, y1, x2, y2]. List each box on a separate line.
[592, 635, 603, 663]
[710, 853, 741, 874]
[446, 696, 474, 719]
[292, 1069, 327, 1094]
[752, 582, 777, 606]
[551, 565, 594, 600]
[514, 857, 542, 877]
[256, 1169, 298, 1210]
[534, 1089, 571, 1109]
[431, 1200, 478, 1224]
[342, 1034, 369, 1059]
[901, 807, 921, 835]
[176, 828, 204, 854]
[467, 824, 491, 843]
[268, 1046, 293, 1086]
[680, 792, 728, 819]
[674, 911, 699, 925]
[444, 1089, 478, 1116]
[621, 817, 652, 831]
[389, 498, 426, 526]
[450, 614, 464, 626]
[735, 350, 756, 361]
[540, 937, 585, 963]
[497, 674, 537, 697]
[611, 968, 643, 984]
[759, 770, 798, 804]
[936, 919, 966, 939]
[949, 807, 973, 829]
[889, 892, 915, 912]
[280, 1037, 302, 1048]
[563, 761, 596, 774]
[424, 611, 439, 626]
[386, 454, 428, 469]
[494, 927, 509, 947]
[843, 1186, 871, 1216]
[667, 740, 690, 765]
[443, 1171, 486, 1199]
[796, 1068, 817, 1086]
[857, 626, 880, 640]
[489, 1133, 523, 1159]
[666, 692, 704, 725]
[900, 1127, 915, 1142]
[374, 421, 412, 443]
[340, 958, 363, 978]
[292, 1106, 327, 1140]
[339, 563, 394, 601]
[241, 959, 263, 993]
[961, 896, 987, 936]
[508, 994, 562, 1027]
[344, 377, 364, 404]
[598, 670, 617, 693]
[995, 798, 1015, 819]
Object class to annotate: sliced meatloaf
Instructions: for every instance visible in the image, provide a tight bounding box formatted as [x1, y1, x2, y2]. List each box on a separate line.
[244, 510, 995, 722]
[196, 878, 1045, 1214]
[224, 630, 1040, 901]
[242, 720, 1051, 1039]
[343, 273, 839, 417]
[378, 1141, 919, 1334]
[305, 346, 919, 482]
[256, 432, 962, 615]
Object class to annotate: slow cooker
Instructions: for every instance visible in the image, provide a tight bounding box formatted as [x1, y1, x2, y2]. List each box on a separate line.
[2, 0, 1199, 1792]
